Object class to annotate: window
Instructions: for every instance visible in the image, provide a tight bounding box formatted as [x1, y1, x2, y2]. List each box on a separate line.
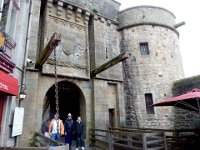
[0, 0, 9, 28]
[8, 2, 18, 38]
[140, 42, 149, 55]
[0, 0, 20, 38]
[0, 0, 4, 12]
[109, 109, 115, 128]
[145, 93, 155, 114]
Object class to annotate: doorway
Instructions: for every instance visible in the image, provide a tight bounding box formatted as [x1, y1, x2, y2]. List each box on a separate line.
[43, 80, 86, 123]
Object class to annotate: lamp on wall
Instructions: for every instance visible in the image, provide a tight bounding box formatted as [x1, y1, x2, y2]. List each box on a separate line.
[19, 90, 26, 100]
[19, 84, 26, 101]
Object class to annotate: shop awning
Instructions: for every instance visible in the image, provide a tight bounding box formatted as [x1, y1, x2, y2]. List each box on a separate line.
[0, 70, 18, 96]
[151, 89, 200, 112]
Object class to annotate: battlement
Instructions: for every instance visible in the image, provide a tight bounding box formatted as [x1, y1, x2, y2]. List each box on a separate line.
[51, 0, 120, 20]
[47, 0, 118, 27]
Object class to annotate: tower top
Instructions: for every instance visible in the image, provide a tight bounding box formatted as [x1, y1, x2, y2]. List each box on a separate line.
[118, 5, 176, 30]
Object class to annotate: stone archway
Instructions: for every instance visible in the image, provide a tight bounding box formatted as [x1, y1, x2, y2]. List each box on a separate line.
[42, 80, 86, 126]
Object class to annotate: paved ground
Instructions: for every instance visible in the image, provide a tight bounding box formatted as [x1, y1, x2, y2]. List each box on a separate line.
[70, 142, 102, 150]
[59, 139, 102, 150]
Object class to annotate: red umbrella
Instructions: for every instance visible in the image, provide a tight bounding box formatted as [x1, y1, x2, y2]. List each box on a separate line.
[152, 89, 200, 112]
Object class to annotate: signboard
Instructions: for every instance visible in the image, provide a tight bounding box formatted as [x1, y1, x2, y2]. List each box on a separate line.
[12, 107, 24, 137]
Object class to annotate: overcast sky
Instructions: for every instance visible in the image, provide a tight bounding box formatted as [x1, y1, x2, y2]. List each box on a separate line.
[116, 0, 200, 78]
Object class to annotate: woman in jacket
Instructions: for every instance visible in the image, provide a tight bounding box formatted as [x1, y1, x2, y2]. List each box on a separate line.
[74, 116, 85, 150]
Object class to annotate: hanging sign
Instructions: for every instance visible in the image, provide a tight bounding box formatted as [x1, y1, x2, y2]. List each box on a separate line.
[12, 107, 24, 137]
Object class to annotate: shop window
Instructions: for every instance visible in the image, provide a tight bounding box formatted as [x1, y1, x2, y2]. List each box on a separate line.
[145, 93, 155, 114]
[140, 42, 149, 55]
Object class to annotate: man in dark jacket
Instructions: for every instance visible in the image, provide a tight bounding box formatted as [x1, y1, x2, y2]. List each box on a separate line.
[74, 116, 85, 150]
[64, 113, 74, 149]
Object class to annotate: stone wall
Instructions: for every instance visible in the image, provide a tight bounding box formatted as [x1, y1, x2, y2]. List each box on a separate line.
[93, 79, 125, 129]
[27, 0, 41, 62]
[20, 70, 93, 145]
[63, 0, 120, 20]
[41, 0, 91, 78]
[20, 0, 125, 146]
[90, 15, 123, 80]
[41, 0, 122, 79]
[119, 6, 184, 129]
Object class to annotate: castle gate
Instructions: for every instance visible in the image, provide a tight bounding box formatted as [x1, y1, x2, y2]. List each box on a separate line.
[43, 80, 86, 126]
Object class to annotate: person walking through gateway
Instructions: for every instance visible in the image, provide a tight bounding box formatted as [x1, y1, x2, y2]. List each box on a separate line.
[41, 118, 50, 138]
[74, 116, 85, 150]
[64, 113, 74, 149]
[49, 113, 64, 144]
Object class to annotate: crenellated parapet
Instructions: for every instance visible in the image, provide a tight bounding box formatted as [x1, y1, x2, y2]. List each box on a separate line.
[93, 14, 117, 27]
[55, 0, 120, 20]
[47, 0, 91, 25]
[47, 0, 118, 27]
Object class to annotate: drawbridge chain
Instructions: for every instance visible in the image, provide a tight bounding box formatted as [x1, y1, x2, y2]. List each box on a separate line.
[54, 44, 59, 115]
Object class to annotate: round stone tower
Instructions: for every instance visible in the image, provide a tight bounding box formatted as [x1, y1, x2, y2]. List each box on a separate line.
[118, 6, 184, 129]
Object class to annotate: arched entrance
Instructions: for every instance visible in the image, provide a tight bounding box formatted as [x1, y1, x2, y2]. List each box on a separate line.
[42, 80, 86, 123]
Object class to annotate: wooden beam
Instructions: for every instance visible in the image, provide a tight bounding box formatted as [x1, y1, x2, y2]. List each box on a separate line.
[35, 32, 61, 69]
[90, 52, 129, 78]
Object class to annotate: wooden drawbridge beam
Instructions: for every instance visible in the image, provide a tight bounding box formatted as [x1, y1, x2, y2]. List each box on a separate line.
[90, 52, 129, 78]
[35, 32, 61, 69]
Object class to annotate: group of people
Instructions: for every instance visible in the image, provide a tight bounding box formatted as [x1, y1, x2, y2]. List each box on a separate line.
[41, 113, 85, 150]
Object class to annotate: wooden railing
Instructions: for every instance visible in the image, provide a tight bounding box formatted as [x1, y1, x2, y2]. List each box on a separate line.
[89, 128, 167, 150]
[89, 128, 200, 150]
[122, 128, 199, 150]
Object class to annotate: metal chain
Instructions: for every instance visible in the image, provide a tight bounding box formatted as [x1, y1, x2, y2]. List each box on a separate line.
[54, 46, 59, 115]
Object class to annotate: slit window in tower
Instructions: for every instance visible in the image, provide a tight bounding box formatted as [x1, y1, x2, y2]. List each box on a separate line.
[140, 42, 149, 55]
[145, 93, 155, 114]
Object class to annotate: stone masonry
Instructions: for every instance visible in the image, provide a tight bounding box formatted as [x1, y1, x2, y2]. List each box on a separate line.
[0, 0, 186, 147]
[19, 0, 125, 146]
[118, 6, 184, 129]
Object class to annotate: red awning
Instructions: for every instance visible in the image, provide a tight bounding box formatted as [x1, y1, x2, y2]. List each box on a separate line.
[0, 70, 18, 96]
[152, 89, 200, 112]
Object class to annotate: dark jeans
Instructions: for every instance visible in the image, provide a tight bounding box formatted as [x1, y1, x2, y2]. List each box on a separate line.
[76, 134, 85, 148]
[51, 133, 60, 146]
[65, 131, 73, 148]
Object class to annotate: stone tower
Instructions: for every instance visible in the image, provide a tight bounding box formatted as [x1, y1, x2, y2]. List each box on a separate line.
[118, 6, 184, 128]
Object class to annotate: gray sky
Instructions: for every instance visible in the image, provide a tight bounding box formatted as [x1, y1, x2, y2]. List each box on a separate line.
[116, 0, 200, 77]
